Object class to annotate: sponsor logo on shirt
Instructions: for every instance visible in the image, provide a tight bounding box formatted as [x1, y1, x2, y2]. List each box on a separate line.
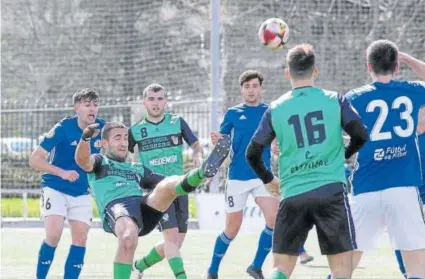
[374, 145, 407, 161]
[150, 155, 178, 166]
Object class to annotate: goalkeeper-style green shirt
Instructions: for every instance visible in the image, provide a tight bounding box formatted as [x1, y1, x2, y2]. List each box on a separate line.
[128, 112, 198, 176]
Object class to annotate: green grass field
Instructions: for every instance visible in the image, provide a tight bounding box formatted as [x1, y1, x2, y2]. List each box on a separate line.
[1, 228, 400, 279]
[1, 197, 197, 218]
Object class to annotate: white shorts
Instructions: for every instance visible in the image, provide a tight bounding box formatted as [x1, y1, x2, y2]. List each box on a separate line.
[40, 187, 93, 226]
[225, 179, 275, 213]
[351, 187, 425, 251]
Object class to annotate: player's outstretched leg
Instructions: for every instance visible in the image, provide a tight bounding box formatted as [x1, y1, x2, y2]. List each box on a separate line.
[132, 135, 231, 278]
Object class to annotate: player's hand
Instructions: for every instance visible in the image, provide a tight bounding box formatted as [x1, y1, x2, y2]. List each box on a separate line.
[265, 176, 281, 198]
[192, 153, 203, 168]
[60, 170, 79, 182]
[82, 123, 100, 140]
[398, 51, 411, 64]
[271, 139, 279, 156]
[210, 131, 223, 145]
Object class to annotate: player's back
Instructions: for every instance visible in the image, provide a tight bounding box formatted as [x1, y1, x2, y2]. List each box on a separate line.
[40, 116, 104, 196]
[346, 80, 425, 195]
[270, 87, 346, 199]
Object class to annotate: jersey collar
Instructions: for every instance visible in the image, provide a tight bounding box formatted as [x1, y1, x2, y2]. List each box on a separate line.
[145, 115, 166, 126]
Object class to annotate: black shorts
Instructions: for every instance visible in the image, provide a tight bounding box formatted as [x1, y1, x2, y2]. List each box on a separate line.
[158, 195, 189, 233]
[104, 195, 163, 237]
[273, 183, 356, 255]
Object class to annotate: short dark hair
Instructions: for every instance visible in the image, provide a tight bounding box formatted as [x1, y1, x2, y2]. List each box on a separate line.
[72, 88, 99, 104]
[101, 122, 127, 140]
[366, 40, 399, 75]
[143, 83, 166, 98]
[286, 44, 316, 79]
[238, 70, 264, 86]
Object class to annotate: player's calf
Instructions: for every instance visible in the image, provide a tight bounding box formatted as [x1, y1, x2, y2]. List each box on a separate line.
[401, 249, 425, 278]
[270, 253, 298, 278]
[327, 251, 353, 279]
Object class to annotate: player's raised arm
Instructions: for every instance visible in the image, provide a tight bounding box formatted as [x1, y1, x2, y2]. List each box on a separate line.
[339, 94, 368, 159]
[246, 108, 276, 185]
[29, 122, 79, 182]
[75, 123, 100, 172]
[399, 52, 425, 81]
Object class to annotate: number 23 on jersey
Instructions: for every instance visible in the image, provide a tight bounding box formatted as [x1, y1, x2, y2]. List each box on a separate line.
[367, 96, 414, 141]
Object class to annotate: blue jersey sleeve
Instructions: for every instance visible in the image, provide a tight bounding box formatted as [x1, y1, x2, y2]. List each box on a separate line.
[219, 110, 233, 135]
[338, 94, 361, 128]
[251, 108, 276, 146]
[39, 122, 66, 152]
[180, 118, 198, 146]
[412, 81, 425, 104]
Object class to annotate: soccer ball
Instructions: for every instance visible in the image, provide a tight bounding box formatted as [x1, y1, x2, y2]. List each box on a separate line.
[258, 18, 289, 50]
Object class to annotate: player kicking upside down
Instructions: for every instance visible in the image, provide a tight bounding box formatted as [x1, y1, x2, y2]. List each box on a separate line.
[75, 121, 231, 279]
[246, 44, 368, 279]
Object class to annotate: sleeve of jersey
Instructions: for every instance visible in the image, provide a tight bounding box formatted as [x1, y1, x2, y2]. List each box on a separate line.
[414, 81, 425, 104]
[180, 118, 198, 146]
[92, 154, 103, 173]
[338, 94, 361, 127]
[140, 166, 165, 190]
[251, 108, 276, 147]
[219, 110, 233, 135]
[339, 94, 368, 158]
[128, 127, 137, 153]
[39, 122, 65, 152]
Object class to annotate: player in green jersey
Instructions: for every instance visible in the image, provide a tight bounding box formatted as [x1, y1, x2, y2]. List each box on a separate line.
[128, 83, 204, 278]
[75, 122, 230, 279]
[245, 44, 368, 279]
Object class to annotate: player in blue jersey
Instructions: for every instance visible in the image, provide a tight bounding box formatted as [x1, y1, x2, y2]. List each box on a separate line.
[344, 41, 425, 279]
[206, 70, 313, 279]
[394, 106, 425, 278]
[29, 88, 105, 279]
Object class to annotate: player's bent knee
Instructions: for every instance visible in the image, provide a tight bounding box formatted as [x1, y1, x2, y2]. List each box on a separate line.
[118, 230, 138, 252]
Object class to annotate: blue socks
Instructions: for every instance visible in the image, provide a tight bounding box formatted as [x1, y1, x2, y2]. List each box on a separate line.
[251, 225, 273, 269]
[36, 241, 56, 279]
[208, 232, 232, 275]
[64, 245, 86, 279]
[395, 250, 407, 278]
[298, 246, 306, 254]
